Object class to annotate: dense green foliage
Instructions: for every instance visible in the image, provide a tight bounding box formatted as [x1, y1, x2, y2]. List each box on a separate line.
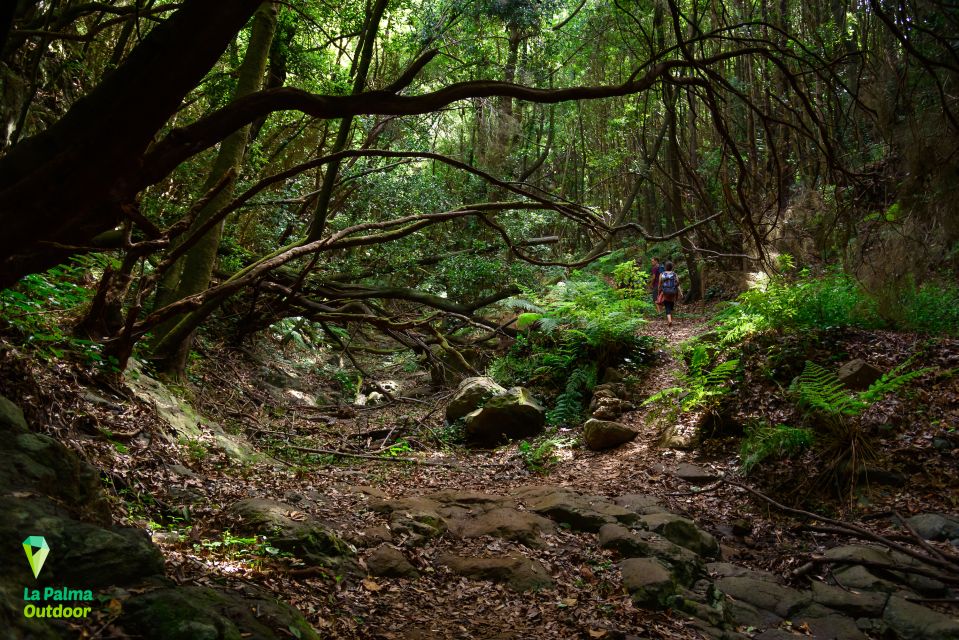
[713, 269, 959, 346]
[490, 275, 655, 424]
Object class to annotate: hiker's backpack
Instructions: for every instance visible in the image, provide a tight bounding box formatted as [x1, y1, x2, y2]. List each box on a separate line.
[661, 271, 678, 295]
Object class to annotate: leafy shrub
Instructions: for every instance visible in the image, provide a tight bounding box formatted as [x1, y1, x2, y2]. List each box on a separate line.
[884, 278, 959, 337]
[712, 269, 878, 345]
[740, 423, 814, 474]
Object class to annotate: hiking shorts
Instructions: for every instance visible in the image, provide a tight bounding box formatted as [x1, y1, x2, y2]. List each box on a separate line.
[664, 299, 675, 314]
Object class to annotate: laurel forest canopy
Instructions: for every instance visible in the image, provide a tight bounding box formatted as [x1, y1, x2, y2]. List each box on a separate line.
[0, 0, 957, 379]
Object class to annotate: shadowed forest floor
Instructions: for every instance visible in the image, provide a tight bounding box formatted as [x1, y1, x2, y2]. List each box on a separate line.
[2, 307, 957, 639]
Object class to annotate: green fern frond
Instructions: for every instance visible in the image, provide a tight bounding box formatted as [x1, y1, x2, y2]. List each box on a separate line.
[642, 386, 684, 406]
[794, 361, 866, 416]
[859, 358, 934, 404]
[504, 298, 546, 314]
[705, 359, 739, 387]
[547, 364, 598, 426]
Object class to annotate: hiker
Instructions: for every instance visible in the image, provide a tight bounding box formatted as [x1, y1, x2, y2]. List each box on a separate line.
[649, 256, 664, 312]
[658, 261, 682, 326]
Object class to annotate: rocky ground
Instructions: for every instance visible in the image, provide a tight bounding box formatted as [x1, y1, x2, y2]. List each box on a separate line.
[1, 310, 958, 639]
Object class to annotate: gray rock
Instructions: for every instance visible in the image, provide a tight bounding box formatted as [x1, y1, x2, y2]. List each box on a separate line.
[582, 418, 638, 450]
[366, 545, 418, 578]
[810, 580, 889, 617]
[598, 524, 705, 585]
[906, 513, 959, 542]
[613, 493, 668, 515]
[715, 576, 811, 618]
[638, 513, 720, 559]
[447, 507, 555, 547]
[590, 397, 636, 420]
[832, 565, 900, 593]
[620, 557, 677, 607]
[445, 377, 506, 423]
[673, 463, 718, 485]
[463, 387, 545, 445]
[792, 607, 867, 640]
[883, 595, 959, 640]
[437, 552, 553, 591]
[0, 393, 27, 432]
[706, 562, 777, 581]
[837, 359, 883, 390]
[525, 488, 635, 532]
[725, 598, 783, 628]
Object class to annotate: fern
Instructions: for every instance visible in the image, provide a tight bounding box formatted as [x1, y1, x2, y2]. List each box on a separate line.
[793, 361, 866, 416]
[547, 364, 598, 427]
[740, 423, 814, 474]
[503, 298, 546, 314]
[859, 357, 934, 404]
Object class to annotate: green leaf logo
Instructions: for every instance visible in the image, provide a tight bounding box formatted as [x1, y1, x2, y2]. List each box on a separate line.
[22, 536, 50, 579]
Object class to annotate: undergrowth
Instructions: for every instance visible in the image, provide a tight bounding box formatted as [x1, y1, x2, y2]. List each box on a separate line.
[490, 274, 656, 426]
[0, 254, 121, 371]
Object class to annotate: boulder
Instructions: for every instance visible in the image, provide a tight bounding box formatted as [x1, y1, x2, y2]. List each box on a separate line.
[447, 507, 555, 547]
[837, 359, 883, 390]
[906, 513, 959, 542]
[0, 394, 28, 431]
[437, 552, 553, 591]
[366, 545, 419, 578]
[620, 557, 677, 607]
[445, 377, 506, 423]
[809, 581, 888, 617]
[638, 513, 720, 559]
[714, 576, 811, 618]
[524, 488, 636, 532]
[613, 494, 668, 516]
[120, 584, 320, 640]
[598, 524, 705, 585]
[226, 498, 356, 569]
[583, 418, 638, 450]
[790, 608, 867, 640]
[463, 387, 545, 445]
[883, 595, 959, 640]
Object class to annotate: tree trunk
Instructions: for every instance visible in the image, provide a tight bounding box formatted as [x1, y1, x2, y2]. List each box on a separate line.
[0, 0, 262, 290]
[150, 2, 277, 378]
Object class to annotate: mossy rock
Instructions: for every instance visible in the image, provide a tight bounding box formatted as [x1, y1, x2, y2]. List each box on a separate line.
[226, 498, 358, 572]
[120, 585, 320, 640]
